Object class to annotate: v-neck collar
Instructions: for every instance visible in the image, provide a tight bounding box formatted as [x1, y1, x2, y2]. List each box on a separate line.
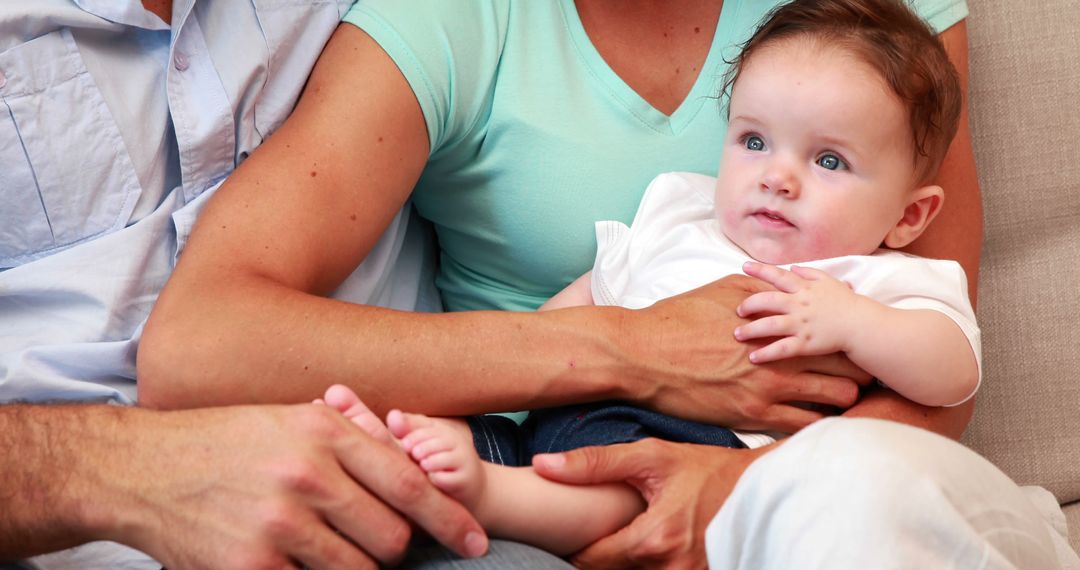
[560, 0, 736, 135]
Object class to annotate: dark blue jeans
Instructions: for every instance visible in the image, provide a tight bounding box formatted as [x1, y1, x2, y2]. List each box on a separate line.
[466, 401, 745, 466]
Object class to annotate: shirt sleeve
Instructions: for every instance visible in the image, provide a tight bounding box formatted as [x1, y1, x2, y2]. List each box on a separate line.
[590, 173, 717, 309]
[591, 219, 633, 307]
[909, 0, 968, 33]
[591, 174, 684, 308]
[342, 0, 509, 155]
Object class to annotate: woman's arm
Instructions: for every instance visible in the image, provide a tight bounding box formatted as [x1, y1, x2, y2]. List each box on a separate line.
[140, 25, 617, 415]
[902, 20, 982, 307]
[139, 25, 862, 430]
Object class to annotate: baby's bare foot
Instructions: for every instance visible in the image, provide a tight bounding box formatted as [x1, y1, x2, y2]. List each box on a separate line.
[387, 410, 486, 510]
[314, 384, 395, 445]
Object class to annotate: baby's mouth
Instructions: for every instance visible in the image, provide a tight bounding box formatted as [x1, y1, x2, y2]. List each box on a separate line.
[751, 208, 795, 228]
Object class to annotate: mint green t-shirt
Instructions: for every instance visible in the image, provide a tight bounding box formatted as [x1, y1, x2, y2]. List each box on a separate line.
[344, 0, 968, 313]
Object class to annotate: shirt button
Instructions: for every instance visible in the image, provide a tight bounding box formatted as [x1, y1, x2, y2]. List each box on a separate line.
[173, 53, 189, 71]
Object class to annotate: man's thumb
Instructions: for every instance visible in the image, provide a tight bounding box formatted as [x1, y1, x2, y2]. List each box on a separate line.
[532, 442, 644, 485]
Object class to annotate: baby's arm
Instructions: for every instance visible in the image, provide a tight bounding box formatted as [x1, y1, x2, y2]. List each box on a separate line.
[539, 271, 594, 311]
[735, 262, 978, 407]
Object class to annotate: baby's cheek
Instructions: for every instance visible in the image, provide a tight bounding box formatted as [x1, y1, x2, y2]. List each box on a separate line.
[720, 209, 741, 235]
[719, 210, 754, 254]
[801, 226, 842, 259]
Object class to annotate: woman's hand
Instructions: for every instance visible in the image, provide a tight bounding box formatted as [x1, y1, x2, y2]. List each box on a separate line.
[533, 439, 773, 569]
[623, 274, 871, 433]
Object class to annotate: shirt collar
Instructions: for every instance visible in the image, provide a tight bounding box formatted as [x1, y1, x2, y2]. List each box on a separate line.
[73, 0, 194, 31]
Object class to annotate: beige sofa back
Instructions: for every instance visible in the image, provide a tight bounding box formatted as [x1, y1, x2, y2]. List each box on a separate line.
[961, 0, 1080, 514]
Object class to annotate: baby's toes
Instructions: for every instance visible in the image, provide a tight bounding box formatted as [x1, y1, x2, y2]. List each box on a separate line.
[318, 385, 395, 444]
[411, 434, 454, 461]
[400, 426, 443, 453]
[323, 384, 365, 413]
[386, 409, 434, 440]
[418, 449, 461, 474]
[429, 470, 469, 497]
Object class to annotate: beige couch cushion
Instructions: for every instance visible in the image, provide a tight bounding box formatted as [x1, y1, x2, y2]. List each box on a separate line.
[960, 0, 1080, 505]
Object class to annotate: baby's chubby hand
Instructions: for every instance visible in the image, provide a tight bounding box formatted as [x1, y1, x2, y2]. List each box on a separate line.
[734, 261, 861, 363]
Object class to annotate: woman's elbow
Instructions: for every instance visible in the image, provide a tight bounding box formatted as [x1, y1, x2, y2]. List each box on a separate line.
[137, 310, 206, 410]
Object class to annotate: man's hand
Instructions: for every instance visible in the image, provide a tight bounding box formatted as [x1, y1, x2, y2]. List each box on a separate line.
[128, 404, 489, 569]
[735, 262, 864, 363]
[0, 404, 487, 569]
[533, 439, 772, 569]
[626, 274, 871, 433]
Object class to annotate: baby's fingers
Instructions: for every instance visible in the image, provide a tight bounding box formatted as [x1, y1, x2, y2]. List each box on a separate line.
[734, 315, 794, 342]
[748, 337, 804, 363]
[790, 265, 831, 281]
[737, 291, 789, 317]
[743, 261, 804, 293]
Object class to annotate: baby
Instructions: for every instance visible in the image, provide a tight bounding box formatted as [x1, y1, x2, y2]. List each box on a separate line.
[326, 0, 980, 556]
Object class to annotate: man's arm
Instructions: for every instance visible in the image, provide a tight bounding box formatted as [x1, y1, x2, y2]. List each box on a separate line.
[1, 405, 94, 558]
[0, 404, 487, 567]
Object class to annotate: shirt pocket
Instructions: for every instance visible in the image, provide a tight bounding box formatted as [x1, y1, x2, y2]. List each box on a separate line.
[250, 0, 353, 137]
[0, 28, 141, 269]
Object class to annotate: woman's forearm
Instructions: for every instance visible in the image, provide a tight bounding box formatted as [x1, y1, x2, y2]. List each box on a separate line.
[139, 276, 630, 415]
[842, 385, 974, 440]
[141, 270, 864, 434]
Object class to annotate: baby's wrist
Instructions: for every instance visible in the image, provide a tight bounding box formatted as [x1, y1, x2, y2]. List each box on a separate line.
[843, 295, 881, 352]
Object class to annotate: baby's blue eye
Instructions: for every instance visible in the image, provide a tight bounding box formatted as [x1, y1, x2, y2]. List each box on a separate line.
[744, 136, 766, 151]
[817, 153, 846, 171]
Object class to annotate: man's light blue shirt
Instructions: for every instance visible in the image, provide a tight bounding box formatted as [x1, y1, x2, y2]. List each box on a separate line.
[0, 0, 433, 407]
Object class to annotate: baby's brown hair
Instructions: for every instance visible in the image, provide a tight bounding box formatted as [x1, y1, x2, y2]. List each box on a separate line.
[722, 0, 962, 183]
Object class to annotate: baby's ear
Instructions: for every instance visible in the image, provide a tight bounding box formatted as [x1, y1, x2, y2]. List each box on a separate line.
[884, 185, 945, 248]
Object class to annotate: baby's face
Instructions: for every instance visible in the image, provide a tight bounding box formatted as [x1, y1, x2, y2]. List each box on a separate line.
[716, 39, 919, 265]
